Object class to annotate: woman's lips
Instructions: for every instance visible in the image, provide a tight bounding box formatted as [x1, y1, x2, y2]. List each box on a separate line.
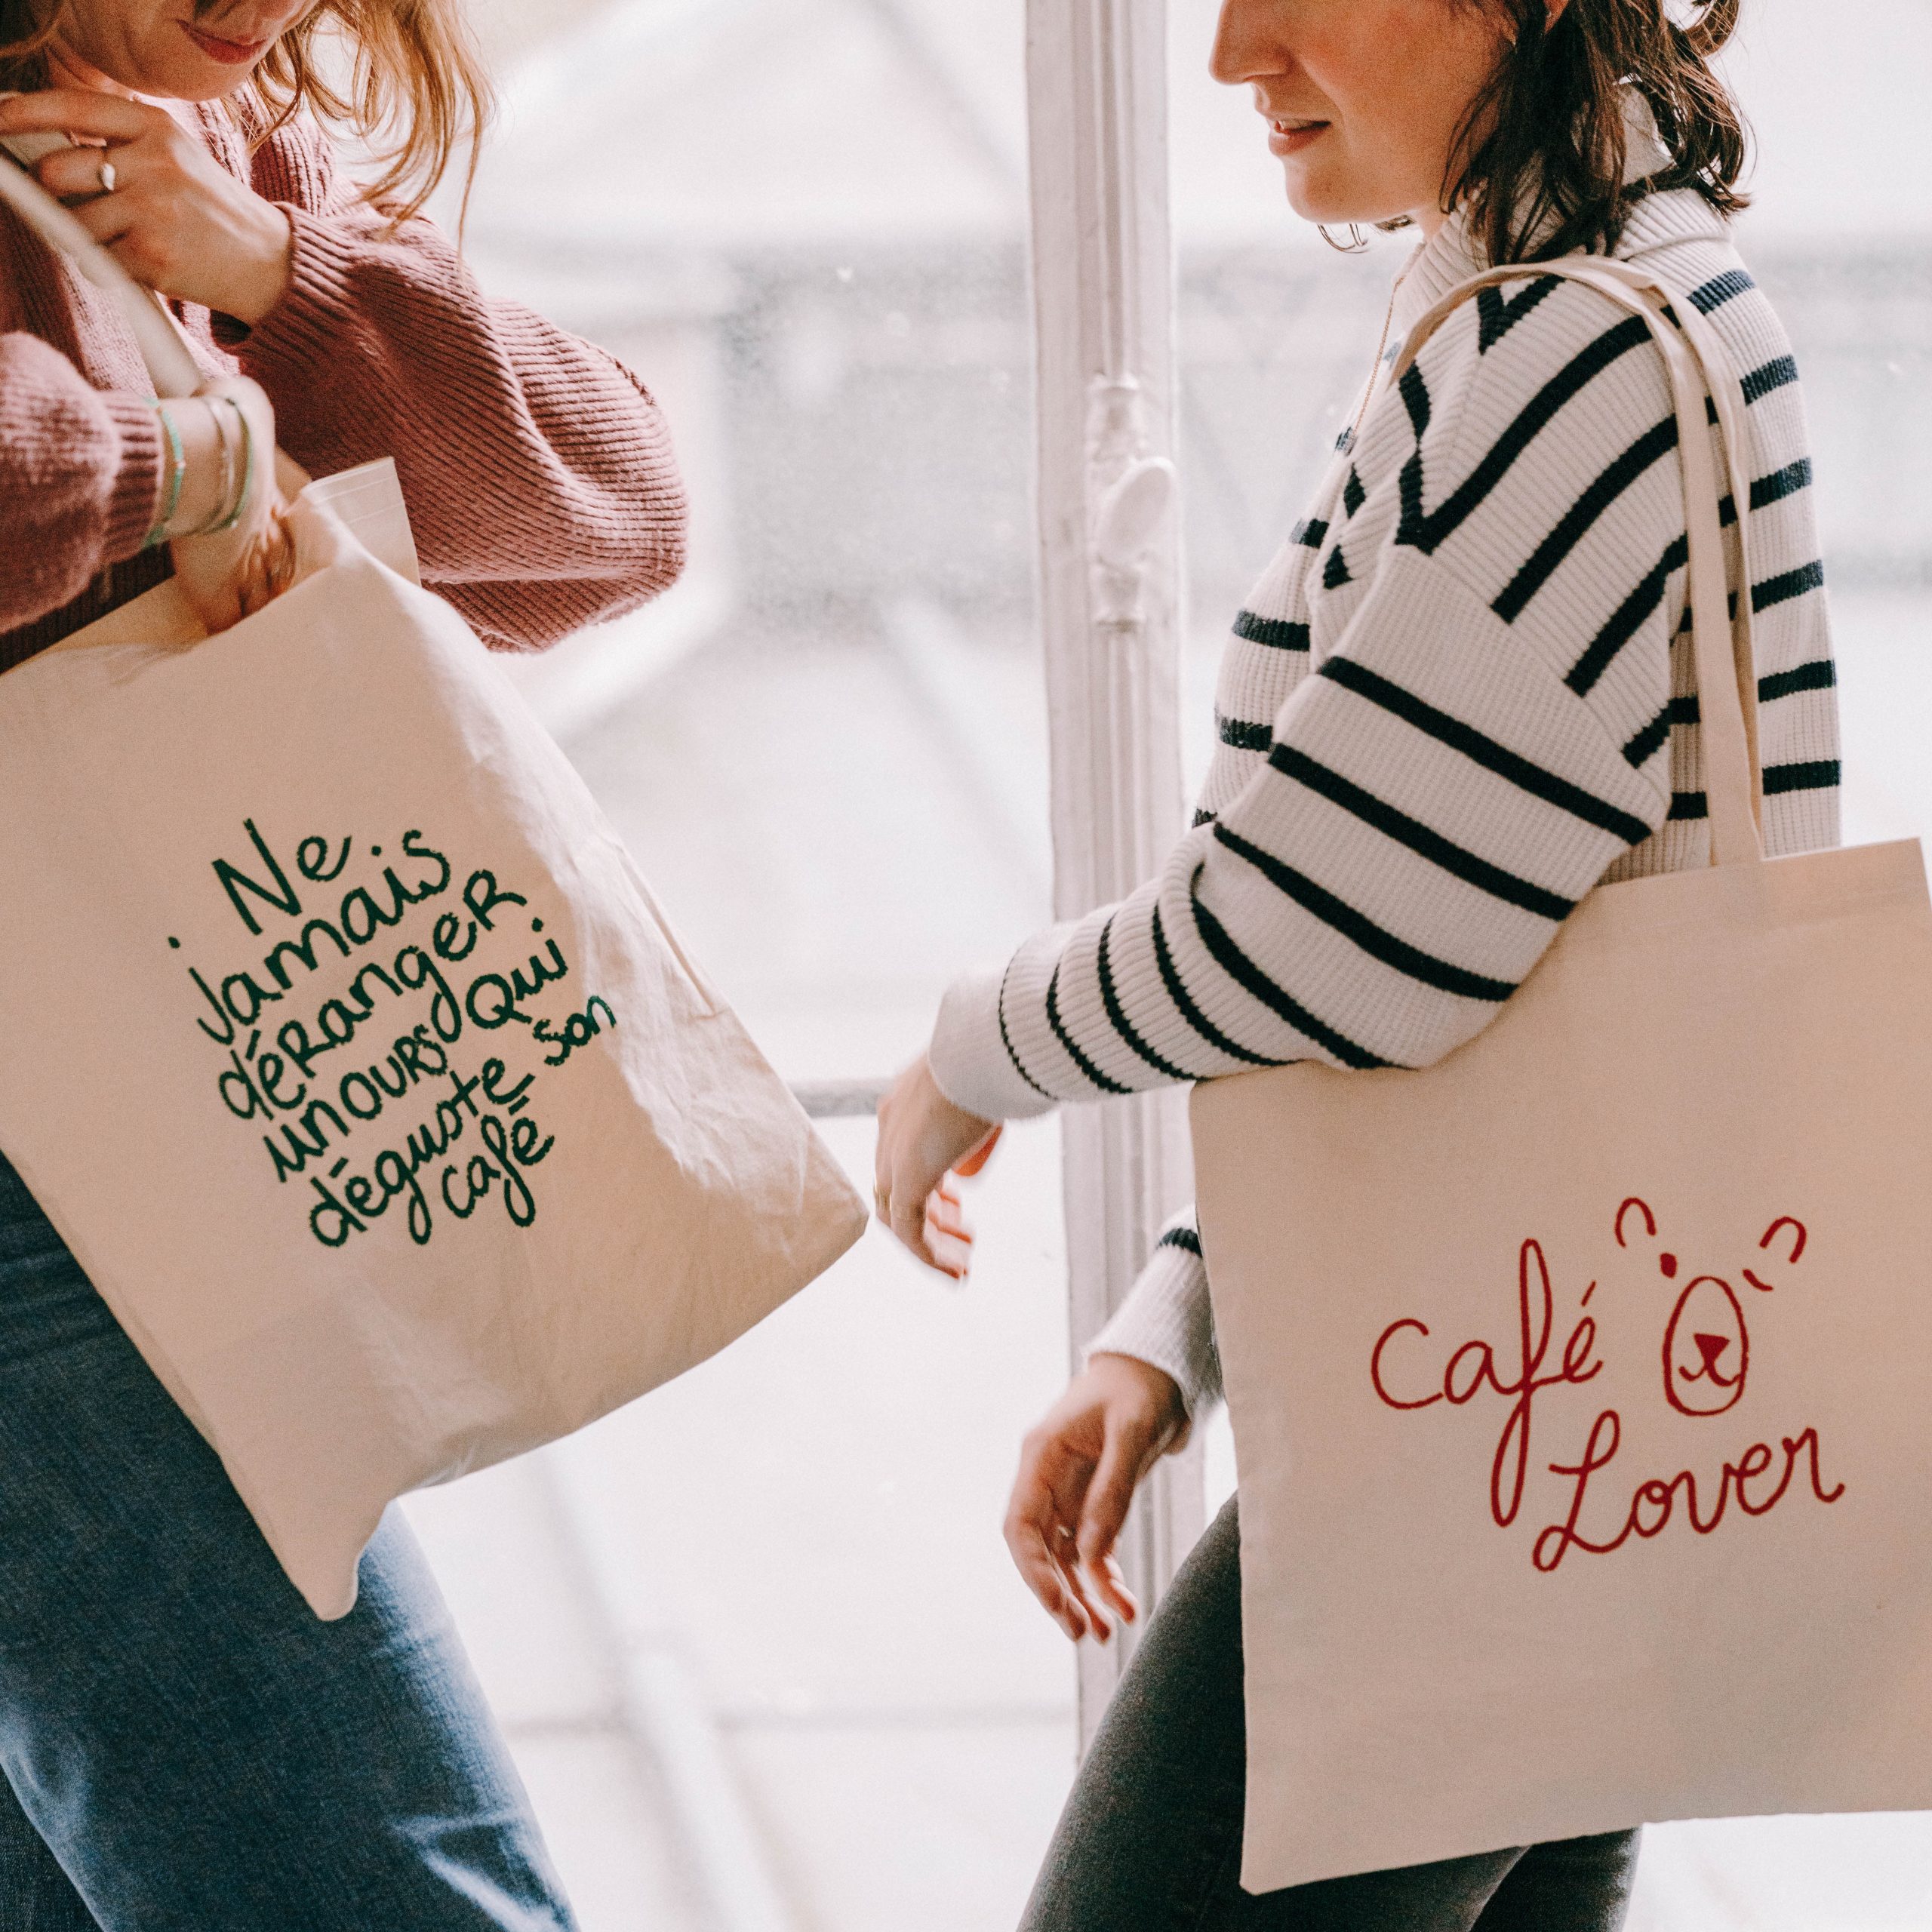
[181, 20, 270, 65]
[1268, 119, 1331, 157]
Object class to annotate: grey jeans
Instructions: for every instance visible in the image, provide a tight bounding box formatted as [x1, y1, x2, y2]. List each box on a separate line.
[1020, 1497, 1640, 1932]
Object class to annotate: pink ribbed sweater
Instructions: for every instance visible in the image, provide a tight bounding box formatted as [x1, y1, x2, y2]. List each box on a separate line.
[0, 102, 688, 670]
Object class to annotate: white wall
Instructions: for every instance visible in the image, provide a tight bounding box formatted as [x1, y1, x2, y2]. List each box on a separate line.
[1726, 0, 1932, 245]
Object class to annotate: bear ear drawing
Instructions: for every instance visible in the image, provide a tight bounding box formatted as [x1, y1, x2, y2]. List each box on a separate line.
[1615, 1197, 1657, 1249]
[1616, 1195, 1681, 1280]
[1745, 1215, 1807, 1292]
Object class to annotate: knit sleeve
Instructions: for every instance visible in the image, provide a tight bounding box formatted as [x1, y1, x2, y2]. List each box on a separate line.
[928, 285, 1682, 1118]
[0, 331, 163, 635]
[1087, 1207, 1222, 1418]
[231, 119, 687, 651]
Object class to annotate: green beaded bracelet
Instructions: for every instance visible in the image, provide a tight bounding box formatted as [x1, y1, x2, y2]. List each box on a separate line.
[142, 402, 186, 550]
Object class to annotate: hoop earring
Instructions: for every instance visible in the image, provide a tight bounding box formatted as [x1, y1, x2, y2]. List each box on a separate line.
[1318, 223, 1371, 254]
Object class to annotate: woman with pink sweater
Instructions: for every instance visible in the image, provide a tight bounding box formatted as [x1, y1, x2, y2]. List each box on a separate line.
[0, 3, 684, 1925]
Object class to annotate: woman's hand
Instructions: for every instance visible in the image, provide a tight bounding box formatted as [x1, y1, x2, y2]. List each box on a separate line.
[873, 1055, 1000, 1278]
[1004, 1354, 1189, 1642]
[0, 91, 294, 323]
[166, 376, 293, 633]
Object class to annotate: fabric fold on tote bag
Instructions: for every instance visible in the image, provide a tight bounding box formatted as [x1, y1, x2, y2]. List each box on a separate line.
[1192, 259, 1932, 1890]
[0, 152, 867, 1619]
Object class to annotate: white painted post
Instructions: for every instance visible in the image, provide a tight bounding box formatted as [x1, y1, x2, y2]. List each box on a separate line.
[1025, 0, 1204, 1751]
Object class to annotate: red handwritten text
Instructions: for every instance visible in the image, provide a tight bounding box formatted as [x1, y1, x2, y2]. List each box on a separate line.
[1371, 1239, 1602, 1529]
[1369, 1202, 1845, 1574]
[1533, 1411, 1846, 1572]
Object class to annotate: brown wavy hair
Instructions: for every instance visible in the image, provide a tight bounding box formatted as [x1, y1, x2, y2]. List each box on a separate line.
[0, 0, 491, 222]
[1447, 0, 1750, 265]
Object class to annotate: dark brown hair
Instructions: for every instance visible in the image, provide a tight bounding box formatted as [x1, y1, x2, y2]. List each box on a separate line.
[1448, 0, 1750, 266]
[1, 1, 491, 223]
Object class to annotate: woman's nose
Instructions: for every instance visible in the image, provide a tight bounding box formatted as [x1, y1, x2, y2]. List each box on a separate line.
[1209, 0, 1291, 86]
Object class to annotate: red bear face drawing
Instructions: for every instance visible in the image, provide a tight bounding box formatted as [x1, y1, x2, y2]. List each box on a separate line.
[1614, 1199, 1807, 1419]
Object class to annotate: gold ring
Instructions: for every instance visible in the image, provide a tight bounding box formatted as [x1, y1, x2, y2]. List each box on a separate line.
[97, 158, 117, 195]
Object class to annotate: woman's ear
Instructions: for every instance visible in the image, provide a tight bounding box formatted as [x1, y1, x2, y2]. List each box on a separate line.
[1546, 0, 1571, 20]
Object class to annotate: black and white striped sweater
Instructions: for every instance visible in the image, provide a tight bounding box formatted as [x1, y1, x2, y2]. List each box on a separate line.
[927, 183, 1841, 1415]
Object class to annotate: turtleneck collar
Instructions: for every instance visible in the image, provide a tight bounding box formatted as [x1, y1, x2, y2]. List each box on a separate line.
[1388, 88, 1709, 337]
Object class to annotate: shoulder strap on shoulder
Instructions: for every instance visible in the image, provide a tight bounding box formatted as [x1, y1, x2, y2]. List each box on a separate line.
[1391, 258, 1764, 869]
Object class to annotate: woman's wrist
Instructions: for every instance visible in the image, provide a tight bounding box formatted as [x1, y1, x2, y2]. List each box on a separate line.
[146, 397, 253, 544]
[218, 204, 296, 328]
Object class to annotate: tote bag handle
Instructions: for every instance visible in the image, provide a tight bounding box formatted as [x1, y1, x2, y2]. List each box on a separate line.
[0, 145, 202, 397]
[1390, 260, 1765, 869]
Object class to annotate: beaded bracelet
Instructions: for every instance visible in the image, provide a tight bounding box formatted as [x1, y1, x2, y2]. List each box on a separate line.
[199, 395, 239, 540]
[142, 402, 186, 550]
[208, 395, 255, 535]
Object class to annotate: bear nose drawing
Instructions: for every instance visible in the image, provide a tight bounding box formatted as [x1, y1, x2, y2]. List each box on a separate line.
[1663, 1276, 1751, 1417]
[1692, 1332, 1738, 1383]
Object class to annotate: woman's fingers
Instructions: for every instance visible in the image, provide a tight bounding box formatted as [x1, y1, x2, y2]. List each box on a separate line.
[1043, 1460, 1112, 1643]
[0, 88, 161, 146]
[1012, 1423, 1124, 1642]
[7, 88, 292, 320]
[1076, 1420, 1153, 1626]
[1008, 1514, 1088, 1641]
[72, 191, 144, 252]
[919, 1198, 974, 1275]
[1006, 1362, 1186, 1643]
[925, 1184, 973, 1244]
[881, 1184, 974, 1281]
[31, 137, 123, 206]
[888, 1195, 945, 1273]
[166, 378, 292, 635]
[1054, 1527, 1112, 1643]
[1002, 1445, 1079, 1632]
[874, 1057, 1000, 1277]
[1004, 1441, 1099, 1641]
[232, 516, 297, 620]
[1095, 1552, 1139, 1629]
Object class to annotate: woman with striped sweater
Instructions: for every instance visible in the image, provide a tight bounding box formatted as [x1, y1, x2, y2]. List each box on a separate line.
[878, 0, 1837, 1924]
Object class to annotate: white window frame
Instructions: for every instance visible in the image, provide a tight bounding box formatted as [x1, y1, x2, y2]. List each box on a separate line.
[1025, 0, 1205, 1746]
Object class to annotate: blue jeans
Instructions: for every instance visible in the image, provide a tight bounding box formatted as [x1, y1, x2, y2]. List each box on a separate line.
[0, 1149, 580, 1930]
[1020, 1499, 1639, 1930]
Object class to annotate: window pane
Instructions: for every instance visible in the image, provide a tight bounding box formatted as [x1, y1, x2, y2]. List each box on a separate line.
[404, 5, 1072, 1927]
[1168, 0, 1932, 1917]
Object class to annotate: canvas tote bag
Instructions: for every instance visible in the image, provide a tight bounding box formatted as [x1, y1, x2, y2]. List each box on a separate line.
[0, 153, 866, 1619]
[1192, 257, 1932, 1890]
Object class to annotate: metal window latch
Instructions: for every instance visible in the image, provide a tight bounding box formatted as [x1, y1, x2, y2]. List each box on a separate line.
[1087, 374, 1176, 629]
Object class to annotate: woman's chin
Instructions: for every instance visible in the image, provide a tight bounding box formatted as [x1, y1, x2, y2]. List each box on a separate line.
[1282, 183, 1418, 239]
[149, 51, 263, 100]
[1278, 158, 1419, 235]
[1284, 186, 1367, 229]
[1280, 169, 1364, 229]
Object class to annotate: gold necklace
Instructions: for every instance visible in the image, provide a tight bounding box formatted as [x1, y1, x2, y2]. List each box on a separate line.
[1346, 260, 1416, 457]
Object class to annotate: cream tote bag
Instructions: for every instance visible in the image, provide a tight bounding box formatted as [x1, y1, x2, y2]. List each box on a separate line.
[0, 154, 866, 1619]
[1192, 258, 1932, 1890]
